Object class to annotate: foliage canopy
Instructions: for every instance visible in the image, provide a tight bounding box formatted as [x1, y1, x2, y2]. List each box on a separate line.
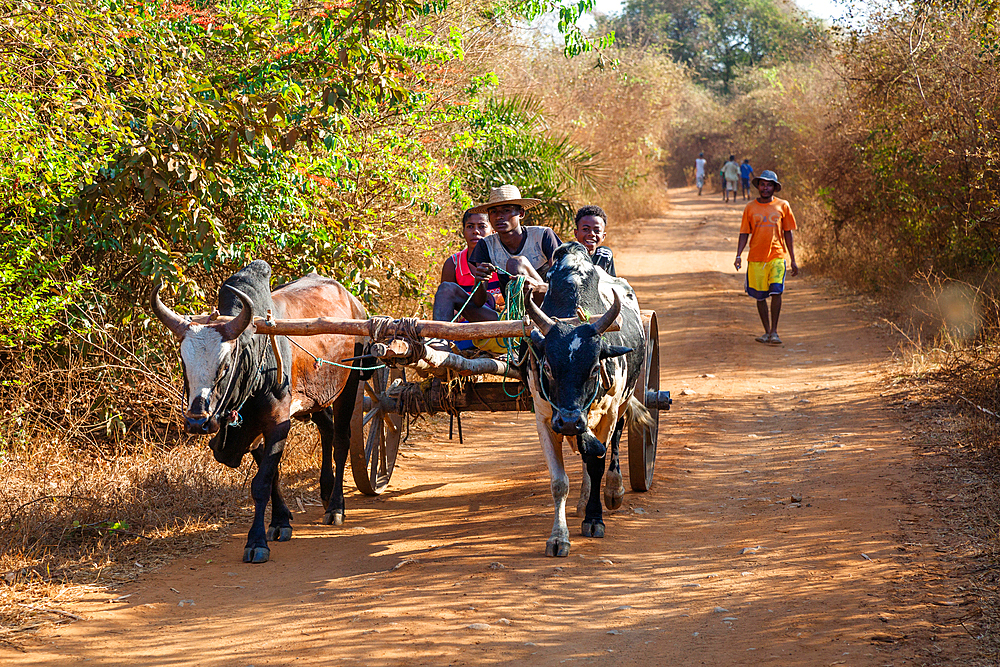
[0, 0, 613, 348]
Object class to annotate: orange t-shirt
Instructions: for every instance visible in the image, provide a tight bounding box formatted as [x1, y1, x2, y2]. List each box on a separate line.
[740, 197, 797, 262]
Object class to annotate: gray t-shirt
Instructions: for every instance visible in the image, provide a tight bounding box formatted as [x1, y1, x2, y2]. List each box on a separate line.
[468, 226, 561, 288]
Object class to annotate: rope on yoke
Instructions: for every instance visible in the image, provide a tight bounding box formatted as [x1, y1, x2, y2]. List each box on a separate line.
[498, 275, 529, 399]
[368, 315, 426, 365]
[367, 315, 395, 342]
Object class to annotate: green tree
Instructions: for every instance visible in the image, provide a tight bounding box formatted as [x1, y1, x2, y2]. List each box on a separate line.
[601, 0, 824, 92]
[457, 94, 607, 231]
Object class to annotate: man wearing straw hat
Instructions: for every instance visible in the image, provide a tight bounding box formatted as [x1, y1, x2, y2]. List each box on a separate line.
[734, 170, 798, 345]
[466, 184, 561, 303]
[427, 185, 560, 353]
[430, 184, 560, 322]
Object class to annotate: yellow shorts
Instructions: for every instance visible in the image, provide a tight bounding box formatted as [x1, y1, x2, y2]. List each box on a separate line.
[746, 258, 786, 301]
[473, 337, 508, 355]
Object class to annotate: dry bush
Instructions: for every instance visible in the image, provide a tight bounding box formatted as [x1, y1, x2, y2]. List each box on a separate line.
[910, 275, 1000, 424]
[812, 0, 1000, 292]
[801, 0, 1000, 448]
[871, 272, 1000, 456]
[498, 46, 687, 233]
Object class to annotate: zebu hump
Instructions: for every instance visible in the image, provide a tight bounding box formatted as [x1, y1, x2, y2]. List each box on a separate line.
[272, 273, 366, 320]
[543, 242, 603, 317]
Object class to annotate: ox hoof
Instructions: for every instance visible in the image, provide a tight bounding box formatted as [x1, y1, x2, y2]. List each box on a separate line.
[604, 486, 624, 511]
[243, 546, 270, 564]
[545, 539, 570, 558]
[322, 511, 344, 526]
[575, 502, 587, 518]
[266, 525, 292, 542]
[581, 520, 605, 538]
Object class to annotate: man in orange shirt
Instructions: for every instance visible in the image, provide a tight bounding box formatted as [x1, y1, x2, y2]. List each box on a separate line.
[733, 170, 799, 345]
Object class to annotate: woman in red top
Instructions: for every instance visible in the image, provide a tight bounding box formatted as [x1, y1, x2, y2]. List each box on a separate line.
[432, 209, 503, 322]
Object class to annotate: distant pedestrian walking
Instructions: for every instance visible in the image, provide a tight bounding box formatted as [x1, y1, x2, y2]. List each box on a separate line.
[733, 170, 799, 345]
[722, 155, 740, 203]
[739, 158, 754, 201]
[695, 153, 707, 196]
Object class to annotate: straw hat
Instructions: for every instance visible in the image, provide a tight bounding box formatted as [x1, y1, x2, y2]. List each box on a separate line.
[751, 169, 782, 192]
[467, 185, 542, 214]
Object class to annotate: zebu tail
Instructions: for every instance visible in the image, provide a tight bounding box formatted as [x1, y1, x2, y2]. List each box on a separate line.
[625, 395, 654, 434]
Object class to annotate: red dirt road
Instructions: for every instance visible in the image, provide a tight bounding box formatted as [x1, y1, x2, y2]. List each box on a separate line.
[4, 188, 981, 665]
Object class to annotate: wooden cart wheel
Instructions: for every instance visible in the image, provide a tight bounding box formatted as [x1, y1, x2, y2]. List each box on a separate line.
[627, 310, 660, 492]
[350, 366, 404, 495]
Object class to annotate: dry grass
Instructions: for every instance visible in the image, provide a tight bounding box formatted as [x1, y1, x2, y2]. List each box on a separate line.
[498, 46, 684, 235]
[0, 318, 369, 632]
[875, 273, 1000, 457]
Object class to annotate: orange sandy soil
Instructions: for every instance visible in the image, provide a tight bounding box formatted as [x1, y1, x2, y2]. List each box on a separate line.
[2, 187, 988, 666]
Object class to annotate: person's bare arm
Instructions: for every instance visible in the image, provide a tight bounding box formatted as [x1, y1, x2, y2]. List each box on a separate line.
[783, 230, 799, 276]
[440, 256, 457, 284]
[734, 233, 749, 270]
[467, 262, 491, 307]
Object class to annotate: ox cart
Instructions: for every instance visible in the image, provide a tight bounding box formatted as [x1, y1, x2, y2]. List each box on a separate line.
[240, 309, 671, 496]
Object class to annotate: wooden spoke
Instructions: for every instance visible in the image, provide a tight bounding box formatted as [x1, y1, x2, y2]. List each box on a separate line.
[350, 367, 404, 495]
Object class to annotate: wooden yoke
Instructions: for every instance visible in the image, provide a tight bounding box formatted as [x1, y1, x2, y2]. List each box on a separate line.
[187, 314, 619, 341]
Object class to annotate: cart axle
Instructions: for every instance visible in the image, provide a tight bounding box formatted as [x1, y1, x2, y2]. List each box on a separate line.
[645, 390, 672, 411]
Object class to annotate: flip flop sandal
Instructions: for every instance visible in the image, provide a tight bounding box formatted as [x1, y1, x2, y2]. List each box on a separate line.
[755, 334, 771, 344]
[769, 334, 783, 345]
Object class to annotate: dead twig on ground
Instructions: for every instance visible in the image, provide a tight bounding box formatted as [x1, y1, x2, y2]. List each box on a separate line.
[15, 604, 83, 621]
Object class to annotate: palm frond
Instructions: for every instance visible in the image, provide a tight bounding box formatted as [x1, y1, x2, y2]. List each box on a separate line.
[462, 93, 609, 231]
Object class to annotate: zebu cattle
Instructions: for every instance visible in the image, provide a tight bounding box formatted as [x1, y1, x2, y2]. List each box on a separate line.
[524, 243, 652, 557]
[151, 260, 366, 563]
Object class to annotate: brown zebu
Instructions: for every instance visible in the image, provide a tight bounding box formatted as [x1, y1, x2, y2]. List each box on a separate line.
[151, 260, 366, 563]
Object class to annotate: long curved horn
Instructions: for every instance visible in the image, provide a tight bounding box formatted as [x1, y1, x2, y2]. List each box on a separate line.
[524, 290, 556, 336]
[150, 281, 190, 338]
[219, 286, 255, 341]
[592, 291, 622, 335]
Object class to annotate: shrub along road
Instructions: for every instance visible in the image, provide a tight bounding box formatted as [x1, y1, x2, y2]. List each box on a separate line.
[3, 188, 985, 665]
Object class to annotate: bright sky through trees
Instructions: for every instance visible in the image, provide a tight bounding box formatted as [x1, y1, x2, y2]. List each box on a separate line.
[592, 0, 850, 22]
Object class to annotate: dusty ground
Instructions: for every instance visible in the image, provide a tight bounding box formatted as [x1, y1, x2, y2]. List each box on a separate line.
[2, 188, 990, 665]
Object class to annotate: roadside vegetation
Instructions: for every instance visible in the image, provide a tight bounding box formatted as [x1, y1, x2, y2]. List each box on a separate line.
[2, 0, 999, 636]
[0, 0, 679, 629]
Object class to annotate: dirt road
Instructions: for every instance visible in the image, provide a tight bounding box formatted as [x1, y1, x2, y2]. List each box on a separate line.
[6, 188, 982, 665]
